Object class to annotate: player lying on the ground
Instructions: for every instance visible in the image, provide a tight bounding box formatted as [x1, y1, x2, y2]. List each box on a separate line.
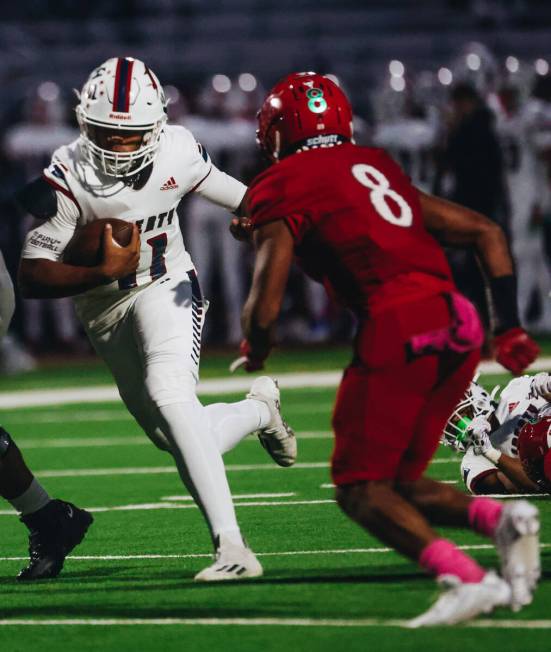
[1, 251, 92, 580]
[444, 373, 551, 494]
[17, 57, 296, 582]
[234, 72, 540, 626]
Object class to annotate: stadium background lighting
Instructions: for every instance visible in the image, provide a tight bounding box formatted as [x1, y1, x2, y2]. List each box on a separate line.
[438, 67, 453, 85]
[505, 56, 519, 73]
[212, 74, 231, 93]
[37, 81, 60, 101]
[466, 52, 481, 70]
[238, 73, 257, 92]
[390, 76, 405, 92]
[389, 60, 405, 77]
[535, 58, 550, 75]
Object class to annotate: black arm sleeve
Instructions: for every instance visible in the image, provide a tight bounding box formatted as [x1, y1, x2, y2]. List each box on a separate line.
[489, 274, 521, 334]
[13, 177, 58, 221]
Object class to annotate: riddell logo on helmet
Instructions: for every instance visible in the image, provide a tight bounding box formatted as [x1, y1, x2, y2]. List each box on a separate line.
[305, 134, 340, 147]
[109, 113, 132, 120]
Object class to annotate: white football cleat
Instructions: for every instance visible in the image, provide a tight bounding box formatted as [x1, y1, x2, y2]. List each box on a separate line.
[407, 571, 511, 628]
[494, 500, 540, 610]
[194, 535, 263, 582]
[247, 376, 297, 467]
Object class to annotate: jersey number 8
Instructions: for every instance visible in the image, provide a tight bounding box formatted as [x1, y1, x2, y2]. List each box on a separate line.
[351, 164, 413, 227]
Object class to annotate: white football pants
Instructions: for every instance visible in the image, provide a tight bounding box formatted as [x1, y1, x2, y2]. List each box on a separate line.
[83, 271, 268, 546]
[0, 251, 15, 340]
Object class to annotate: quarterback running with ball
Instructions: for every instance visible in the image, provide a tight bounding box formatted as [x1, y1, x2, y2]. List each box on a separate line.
[18, 58, 296, 581]
[236, 72, 541, 625]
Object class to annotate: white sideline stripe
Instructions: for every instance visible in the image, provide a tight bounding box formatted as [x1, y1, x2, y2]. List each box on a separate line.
[31, 457, 460, 479]
[33, 461, 330, 479]
[319, 481, 459, 488]
[0, 499, 336, 515]
[18, 436, 148, 449]
[161, 493, 296, 501]
[16, 431, 333, 450]
[2, 617, 551, 629]
[1, 542, 549, 562]
[3, 358, 551, 409]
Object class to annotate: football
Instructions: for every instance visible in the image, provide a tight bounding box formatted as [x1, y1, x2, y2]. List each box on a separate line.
[63, 218, 134, 267]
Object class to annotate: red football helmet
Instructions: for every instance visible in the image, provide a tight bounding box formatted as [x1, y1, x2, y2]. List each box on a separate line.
[256, 72, 354, 161]
[518, 414, 551, 491]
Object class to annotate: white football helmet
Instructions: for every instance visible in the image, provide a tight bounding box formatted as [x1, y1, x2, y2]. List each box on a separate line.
[76, 57, 167, 177]
[442, 378, 498, 451]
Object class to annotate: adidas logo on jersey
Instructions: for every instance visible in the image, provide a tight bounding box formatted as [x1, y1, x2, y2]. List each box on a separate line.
[160, 176, 178, 191]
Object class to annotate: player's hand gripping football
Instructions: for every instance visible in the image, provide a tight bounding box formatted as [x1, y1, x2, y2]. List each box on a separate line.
[99, 223, 140, 282]
[493, 327, 539, 376]
[229, 339, 267, 373]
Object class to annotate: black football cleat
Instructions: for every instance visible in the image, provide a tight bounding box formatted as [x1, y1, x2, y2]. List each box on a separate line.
[17, 499, 93, 581]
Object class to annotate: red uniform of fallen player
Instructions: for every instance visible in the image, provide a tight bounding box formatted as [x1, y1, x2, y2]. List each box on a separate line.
[235, 72, 541, 626]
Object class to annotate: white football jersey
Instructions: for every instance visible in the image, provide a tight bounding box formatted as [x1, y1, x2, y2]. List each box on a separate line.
[372, 117, 437, 192]
[0, 250, 15, 340]
[461, 374, 550, 492]
[491, 375, 549, 457]
[494, 99, 551, 228]
[21, 125, 246, 323]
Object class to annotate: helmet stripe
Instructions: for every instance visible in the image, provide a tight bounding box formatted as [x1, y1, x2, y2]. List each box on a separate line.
[113, 57, 134, 112]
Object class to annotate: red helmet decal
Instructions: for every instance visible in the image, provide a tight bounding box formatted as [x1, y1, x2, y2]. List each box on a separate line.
[257, 72, 353, 161]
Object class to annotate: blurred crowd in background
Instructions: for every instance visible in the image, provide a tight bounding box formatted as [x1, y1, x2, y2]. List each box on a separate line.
[2, 0, 551, 372]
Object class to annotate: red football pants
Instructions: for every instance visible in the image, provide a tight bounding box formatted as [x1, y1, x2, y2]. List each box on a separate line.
[331, 294, 481, 485]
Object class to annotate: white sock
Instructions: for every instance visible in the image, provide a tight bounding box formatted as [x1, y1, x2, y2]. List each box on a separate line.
[217, 528, 246, 548]
[206, 399, 270, 454]
[157, 399, 241, 542]
[9, 478, 50, 516]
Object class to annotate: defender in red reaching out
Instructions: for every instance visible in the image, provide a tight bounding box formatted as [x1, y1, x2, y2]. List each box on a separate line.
[235, 72, 541, 625]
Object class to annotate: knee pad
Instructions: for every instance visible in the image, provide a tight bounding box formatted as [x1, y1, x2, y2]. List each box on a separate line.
[0, 427, 13, 458]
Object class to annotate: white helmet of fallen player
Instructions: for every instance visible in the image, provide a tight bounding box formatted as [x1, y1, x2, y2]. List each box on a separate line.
[76, 57, 167, 177]
[442, 378, 497, 451]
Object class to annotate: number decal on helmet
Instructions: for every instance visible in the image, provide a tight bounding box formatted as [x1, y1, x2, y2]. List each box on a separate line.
[306, 88, 327, 114]
[351, 164, 413, 227]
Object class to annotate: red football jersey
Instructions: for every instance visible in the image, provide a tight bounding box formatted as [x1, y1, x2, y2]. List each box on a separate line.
[247, 143, 455, 315]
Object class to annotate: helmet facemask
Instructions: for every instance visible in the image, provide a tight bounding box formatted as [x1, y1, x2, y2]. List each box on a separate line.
[442, 380, 497, 451]
[77, 110, 165, 178]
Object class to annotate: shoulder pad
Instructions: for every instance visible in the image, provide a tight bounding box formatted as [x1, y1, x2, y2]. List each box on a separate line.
[14, 177, 57, 220]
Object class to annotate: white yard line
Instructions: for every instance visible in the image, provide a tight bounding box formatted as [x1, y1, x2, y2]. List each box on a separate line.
[1, 543, 549, 562]
[32, 461, 330, 479]
[14, 431, 333, 450]
[3, 358, 551, 409]
[0, 616, 551, 629]
[0, 499, 336, 515]
[161, 493, 296, 501]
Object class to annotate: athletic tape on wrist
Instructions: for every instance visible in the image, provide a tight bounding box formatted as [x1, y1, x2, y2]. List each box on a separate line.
[483, 447, 502, 465]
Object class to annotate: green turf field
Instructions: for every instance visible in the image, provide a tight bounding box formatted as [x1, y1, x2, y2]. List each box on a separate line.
[1, 348, 551, 651]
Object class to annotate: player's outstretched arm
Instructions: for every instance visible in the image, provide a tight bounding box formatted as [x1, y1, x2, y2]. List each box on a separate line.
[19, 224, 140, 299]
[239, 221, 294, 370]
[495, 454, 541, 494]
[418, 190, 539, 374]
